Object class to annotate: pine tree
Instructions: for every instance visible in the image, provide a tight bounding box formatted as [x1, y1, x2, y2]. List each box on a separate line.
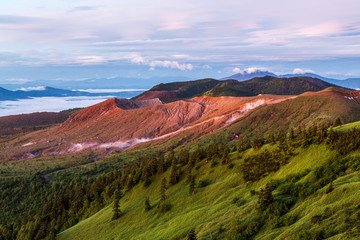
[333, 116, 342, 127]
[158, 155, 167, 173]
[267, 132, 276, 145]
[326, 181, 334, 193]
[169, 158, 180, 185]
[257, 183, 273, 211]
[189, 175, 196, 196]
[288, 127, 295, 140]
[187, 228, 197, 240]
[144, 197, 151, 211]
[160, 178, 167, 201]
[179, 149, 190, 166]
[112, 189, 122, 220]
[142, 166, 151, 188]
[187, 168, 192, 183]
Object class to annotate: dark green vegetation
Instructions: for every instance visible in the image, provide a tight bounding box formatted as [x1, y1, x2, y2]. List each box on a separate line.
[204, 76, 339, 97]
[134, 78, 220, 102]
[1, 119, 360, 239]
[134, 76, 343, 102]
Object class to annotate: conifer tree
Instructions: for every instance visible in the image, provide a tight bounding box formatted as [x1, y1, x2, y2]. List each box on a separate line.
[189, 175, 196, 196]
[257, 183, 273, 211]
[187, 168, 192, 183]
[326, 181, 334, 193]
[160, 178, 167, 201]
[169, 158, 180, 185]
[142, 166, 151, 187]
[158, 155, 167, 173]
[333, 116, 342, 127]
[288, 127, 295, 140]
[112, 189, 122, 220]
[179, 149, 190, 166]
[187, 228, 197, 240]
[267, 132, 276, 145]
[144, 197, 151, 211]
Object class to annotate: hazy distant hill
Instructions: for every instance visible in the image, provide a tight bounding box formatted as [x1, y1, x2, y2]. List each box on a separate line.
[0, 86, 93, 101]
[220, 70, 276, 81]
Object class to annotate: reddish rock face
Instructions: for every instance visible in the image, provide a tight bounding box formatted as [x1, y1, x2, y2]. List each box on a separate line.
[4, 88, 359, 159]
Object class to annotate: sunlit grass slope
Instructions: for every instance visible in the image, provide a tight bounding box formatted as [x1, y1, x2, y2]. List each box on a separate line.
[58, 140, 360, 240]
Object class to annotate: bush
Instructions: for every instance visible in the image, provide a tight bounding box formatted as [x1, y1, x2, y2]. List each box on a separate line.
[198, 179, 211, 188]
[232, 197, 245, 207]
[311, 214, 323, 225]
[268, 215, 297, 229]
[228, 217, 263, 240]
[158, 202, 172, 213]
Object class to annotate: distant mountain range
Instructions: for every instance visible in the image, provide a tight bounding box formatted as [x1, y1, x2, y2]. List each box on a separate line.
[222, 70, 360, 89]
[0, 86, 145, 101]
[0, 86, 93, 101]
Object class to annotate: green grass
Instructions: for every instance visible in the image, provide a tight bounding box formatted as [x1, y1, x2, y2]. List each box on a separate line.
[58, 142, 360, 240]
[0, 152, 95, 178]
[334, 120, 360, 131]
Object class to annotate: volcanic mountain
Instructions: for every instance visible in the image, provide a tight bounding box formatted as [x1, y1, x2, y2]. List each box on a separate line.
[3, 84, 360, 161]
[135, 76, 343, 102]
[3, 94, 291, 159]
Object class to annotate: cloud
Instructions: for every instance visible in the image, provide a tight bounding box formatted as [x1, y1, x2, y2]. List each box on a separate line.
[75, 88, 147, 93]
[296, 23, 343, 37]
[3, 78, 33, 84]
[202, 65, 211, 69]
[292, 68, 314, 74]
[129, 53, 193, 71]
[149, 60, 193, 71]
[18, 86, 46, 91]
[0, 96, 112, 116]
[69, 56, 106, 65]
[0, 15, 43, 24]
[232, 67, 241, 73]
[232, 67, 267, 74]
[69, 6, 100, 12]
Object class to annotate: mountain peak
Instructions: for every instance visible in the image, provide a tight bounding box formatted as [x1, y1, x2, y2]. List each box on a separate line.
[221, 70, 276, 81]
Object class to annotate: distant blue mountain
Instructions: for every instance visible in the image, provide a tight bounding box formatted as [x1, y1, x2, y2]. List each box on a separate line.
[0, 86, 94, 101]
[0, 86, 147, 101]
[279, 73, 360, 89]
[221, 70, 276, 81]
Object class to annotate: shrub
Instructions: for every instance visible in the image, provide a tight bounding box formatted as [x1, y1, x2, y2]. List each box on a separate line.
[158, 202, 172, 213]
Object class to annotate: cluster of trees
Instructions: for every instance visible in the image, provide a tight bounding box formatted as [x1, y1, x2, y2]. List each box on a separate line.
[1, 116, 359, 239]
[0, 145, 208, 239]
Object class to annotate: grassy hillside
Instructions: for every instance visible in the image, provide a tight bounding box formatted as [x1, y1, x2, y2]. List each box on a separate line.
[58, 123, 360, 240]
[134, 78, 220, 102]
[1, 104, 359, 239]
[134, 76, 345, 102]
[204, 76, 340, 97]
[334, 120, 360, 131]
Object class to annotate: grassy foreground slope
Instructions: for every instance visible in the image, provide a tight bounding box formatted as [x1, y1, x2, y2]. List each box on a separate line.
[59, 122, 360, 240]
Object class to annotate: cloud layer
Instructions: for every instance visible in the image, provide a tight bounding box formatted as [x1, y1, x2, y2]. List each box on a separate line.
[0, 0, 359, 79]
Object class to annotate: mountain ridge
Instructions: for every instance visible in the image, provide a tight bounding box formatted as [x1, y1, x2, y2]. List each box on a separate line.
[222, 71, 360, 89]
[135, 76, 346, 102]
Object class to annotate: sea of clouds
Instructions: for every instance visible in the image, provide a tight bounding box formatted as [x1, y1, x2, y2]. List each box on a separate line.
[0, 89, 145, 116]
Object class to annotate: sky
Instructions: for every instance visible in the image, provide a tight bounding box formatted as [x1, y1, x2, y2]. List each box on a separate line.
[0, 0, 360, 87]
